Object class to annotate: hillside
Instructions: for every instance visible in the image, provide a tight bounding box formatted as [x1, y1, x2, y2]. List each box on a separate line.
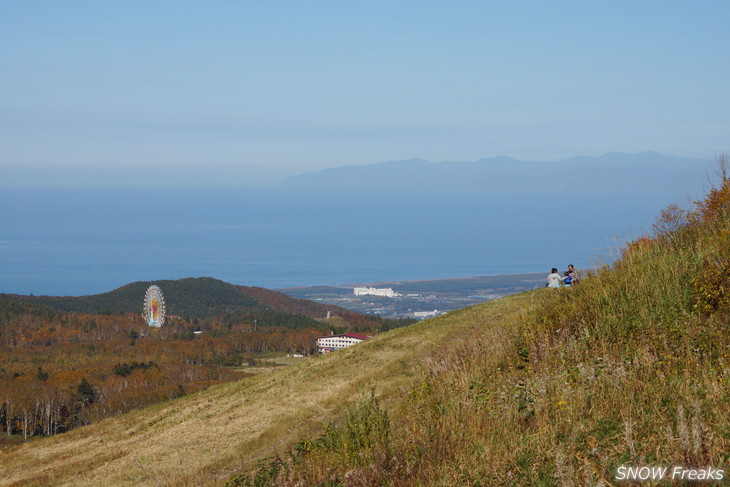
[0, 291, 532, 486]
[2, 166, 729, 485]
[228, 163, 730, 485]
[0, 279, 410, 450]
[2, 277, 368, 323]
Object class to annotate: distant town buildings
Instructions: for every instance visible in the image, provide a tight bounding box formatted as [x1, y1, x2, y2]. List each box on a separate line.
[353, 286, 401, 298]
[316, 333, 370, 353]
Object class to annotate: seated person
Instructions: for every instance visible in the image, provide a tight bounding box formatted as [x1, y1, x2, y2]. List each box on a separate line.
[568, 264, 579, 284]
[546, 268, 561, 288]
[562, 271, 572, 286]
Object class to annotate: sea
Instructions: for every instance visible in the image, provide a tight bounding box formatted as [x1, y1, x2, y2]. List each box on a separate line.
[0, 186, 687, 296]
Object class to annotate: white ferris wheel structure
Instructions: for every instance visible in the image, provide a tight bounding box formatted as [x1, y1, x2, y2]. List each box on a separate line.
[143, 285, 166, 327]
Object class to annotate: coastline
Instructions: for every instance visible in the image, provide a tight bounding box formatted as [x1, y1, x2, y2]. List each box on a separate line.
[278, 272, 546, 318]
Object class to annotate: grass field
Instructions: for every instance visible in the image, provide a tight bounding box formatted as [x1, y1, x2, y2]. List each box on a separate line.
[224, 169, 730, 486]
[0, 293, 534, 486]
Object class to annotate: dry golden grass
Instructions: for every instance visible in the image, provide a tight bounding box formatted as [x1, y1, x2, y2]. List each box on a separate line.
[0, 293, 532, 487]
[224, 178, 730, 486]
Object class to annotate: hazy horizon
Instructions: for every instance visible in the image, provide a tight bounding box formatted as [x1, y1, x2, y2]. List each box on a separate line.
[0, 150, 717, 187]
[3, 3, 728, 294]
[3, 2, 729, 186]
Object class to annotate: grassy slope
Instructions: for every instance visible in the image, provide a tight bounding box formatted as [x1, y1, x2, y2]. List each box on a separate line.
[223, 179, 730, 486]
[0, 292, 535, 486]
[5, 176, 729, 486]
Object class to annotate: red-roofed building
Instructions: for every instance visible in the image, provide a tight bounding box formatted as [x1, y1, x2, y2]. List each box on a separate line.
[316, 333, 370, 353]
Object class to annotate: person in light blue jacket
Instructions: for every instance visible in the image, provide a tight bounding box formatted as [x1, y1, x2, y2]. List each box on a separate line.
[546, 268, 561, 288]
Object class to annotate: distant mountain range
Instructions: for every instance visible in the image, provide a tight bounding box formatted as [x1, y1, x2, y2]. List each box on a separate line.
[281, 152, 714, 194]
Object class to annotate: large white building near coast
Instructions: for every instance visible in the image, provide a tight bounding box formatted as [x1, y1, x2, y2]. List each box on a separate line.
[353, 286, 401, 298]
[316, 333, 370, 353]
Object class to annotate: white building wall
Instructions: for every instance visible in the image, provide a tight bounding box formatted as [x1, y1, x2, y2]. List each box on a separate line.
[316, 335, 365, 352]
[353, 287, 401, 298]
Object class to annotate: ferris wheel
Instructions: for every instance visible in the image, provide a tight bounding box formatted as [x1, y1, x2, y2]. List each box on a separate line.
[143, 285, 166, 327]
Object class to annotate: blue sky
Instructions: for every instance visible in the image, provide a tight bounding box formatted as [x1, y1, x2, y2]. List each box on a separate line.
[2, 1, 729, 185]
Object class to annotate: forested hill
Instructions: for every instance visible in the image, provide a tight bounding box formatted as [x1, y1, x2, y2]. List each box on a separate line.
[1, 277, 359, 322]
[234, 284, 376, 326]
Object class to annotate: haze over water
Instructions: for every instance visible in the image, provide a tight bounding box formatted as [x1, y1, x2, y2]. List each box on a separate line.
[2, 4, 727, 298]
[1, 186, 679, 296]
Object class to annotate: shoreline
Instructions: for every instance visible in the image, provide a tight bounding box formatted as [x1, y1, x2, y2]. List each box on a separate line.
[278, 272, 547, 318]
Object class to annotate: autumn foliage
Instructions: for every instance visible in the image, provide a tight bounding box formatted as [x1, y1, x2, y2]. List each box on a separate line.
[0, 287, 399, 442]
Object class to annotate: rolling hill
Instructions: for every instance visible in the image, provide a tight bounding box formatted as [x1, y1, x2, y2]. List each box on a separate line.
[1, 277, 372, 324]
[0, 278, 414, 453]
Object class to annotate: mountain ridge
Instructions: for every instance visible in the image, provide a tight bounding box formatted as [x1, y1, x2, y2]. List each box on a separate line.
[281, 151, 713, 194]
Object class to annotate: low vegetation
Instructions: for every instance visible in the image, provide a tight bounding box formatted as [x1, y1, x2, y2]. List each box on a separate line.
[0, 288, 517, 486]
[0, 281, 410, 444]
[227, 159, 729, 486]
[1, 159, 727, 486]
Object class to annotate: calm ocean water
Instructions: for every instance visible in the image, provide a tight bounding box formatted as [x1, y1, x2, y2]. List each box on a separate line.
[1, 187, 678, 296]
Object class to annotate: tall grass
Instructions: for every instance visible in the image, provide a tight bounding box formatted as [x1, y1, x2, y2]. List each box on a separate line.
[230, 171, 730, 486]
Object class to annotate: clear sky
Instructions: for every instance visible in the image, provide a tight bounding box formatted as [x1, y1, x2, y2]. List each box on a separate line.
[2, 0, 729, 185]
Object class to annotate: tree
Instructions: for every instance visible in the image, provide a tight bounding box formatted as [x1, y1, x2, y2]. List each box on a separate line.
[77, 378, 97, 405]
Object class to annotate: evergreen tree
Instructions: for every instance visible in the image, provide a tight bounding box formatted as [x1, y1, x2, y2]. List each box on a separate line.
[77, 378, 97, 405]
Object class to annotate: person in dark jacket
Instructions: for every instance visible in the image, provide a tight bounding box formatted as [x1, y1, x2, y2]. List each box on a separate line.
[567, 264, 579, 284]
